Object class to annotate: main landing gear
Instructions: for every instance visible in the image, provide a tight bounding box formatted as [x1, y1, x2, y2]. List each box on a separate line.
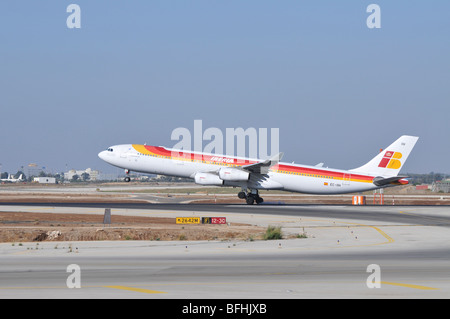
[238, 189, 264, 205]
[124, 169, 131, 182]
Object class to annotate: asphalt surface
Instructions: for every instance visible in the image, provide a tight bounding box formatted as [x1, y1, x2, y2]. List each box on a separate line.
[1, 202, 450, 300]
[2, 201, 450, 226]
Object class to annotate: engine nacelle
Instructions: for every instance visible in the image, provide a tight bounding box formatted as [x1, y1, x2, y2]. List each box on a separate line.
[194, 172, 224, 186]
[218, 167, 250, 181]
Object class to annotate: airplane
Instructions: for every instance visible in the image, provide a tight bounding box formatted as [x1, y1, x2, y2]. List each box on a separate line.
[98, 135, 419, 205]
[0, 174, 24, 183]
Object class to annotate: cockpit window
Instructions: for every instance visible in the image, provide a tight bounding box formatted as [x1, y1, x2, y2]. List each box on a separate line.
[107, 148, 114, 152]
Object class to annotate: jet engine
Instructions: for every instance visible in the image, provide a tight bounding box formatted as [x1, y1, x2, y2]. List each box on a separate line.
[194, 172, 224, 186]
[218, 167, 250, 181]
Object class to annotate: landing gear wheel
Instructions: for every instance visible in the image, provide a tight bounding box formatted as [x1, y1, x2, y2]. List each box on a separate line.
[244, 190, 264, 205]
[246, 196, 255, 205]
[124, 169, 131, 183]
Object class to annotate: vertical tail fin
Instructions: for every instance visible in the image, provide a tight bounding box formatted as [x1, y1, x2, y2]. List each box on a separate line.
[350, 135, 419, 177]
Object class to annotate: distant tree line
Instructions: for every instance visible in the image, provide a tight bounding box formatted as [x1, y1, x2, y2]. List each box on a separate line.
[2, 170, 446, 185]
[406, 172, 450, 185]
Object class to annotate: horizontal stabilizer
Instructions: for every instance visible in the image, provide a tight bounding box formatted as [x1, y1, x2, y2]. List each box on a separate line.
[373, 175, 409, 187]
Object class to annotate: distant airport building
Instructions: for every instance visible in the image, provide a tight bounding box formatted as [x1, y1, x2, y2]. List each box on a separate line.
[27, 163, 40, 177]
[33, 177, 56, 184]
[432, 180, 450, 193]
[64, 168, 99, 181]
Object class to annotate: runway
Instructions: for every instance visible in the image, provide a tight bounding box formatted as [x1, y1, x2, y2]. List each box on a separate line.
[1, 202, 450, 299]
[3, 201, 450, 225]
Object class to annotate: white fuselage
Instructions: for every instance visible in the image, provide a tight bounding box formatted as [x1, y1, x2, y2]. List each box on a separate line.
[98, 144, 381, 195]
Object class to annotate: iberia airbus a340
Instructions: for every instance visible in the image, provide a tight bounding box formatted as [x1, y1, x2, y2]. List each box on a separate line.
[98, 135, 418, 205]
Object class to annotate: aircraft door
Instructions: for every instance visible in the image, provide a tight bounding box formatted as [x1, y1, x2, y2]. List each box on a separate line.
[343, 173, 351, 186]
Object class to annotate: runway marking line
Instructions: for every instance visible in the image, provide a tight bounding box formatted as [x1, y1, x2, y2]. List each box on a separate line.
[369, 226, 394, 244]
[104, 285, 167, 294]
[381, 281, 439, 291]
[320, 220, 395, 246]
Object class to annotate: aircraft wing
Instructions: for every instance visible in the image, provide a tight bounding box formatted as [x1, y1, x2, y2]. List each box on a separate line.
[242, 152, 284, 174]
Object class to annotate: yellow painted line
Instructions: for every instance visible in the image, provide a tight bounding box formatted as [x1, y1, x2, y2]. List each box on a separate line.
[104, 285, 167, 294]
[369, 226, 394, 244]
[0, 285, 167, 293]
[381, 281, 439, 290]
[326, 220, 395, 246]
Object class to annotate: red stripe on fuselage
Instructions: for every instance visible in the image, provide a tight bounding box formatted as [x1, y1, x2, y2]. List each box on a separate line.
[141, 145, 374, 182]
[144, 145, 258, 165]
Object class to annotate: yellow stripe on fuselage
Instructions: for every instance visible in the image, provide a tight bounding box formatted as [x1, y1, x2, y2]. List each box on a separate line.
[131, 144, 374, 184]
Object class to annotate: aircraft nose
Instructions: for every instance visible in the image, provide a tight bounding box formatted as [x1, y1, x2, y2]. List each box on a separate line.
[98, 151, 108, 161]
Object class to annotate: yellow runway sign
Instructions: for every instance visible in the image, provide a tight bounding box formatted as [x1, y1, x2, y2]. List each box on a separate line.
[176, 217, 201, 224]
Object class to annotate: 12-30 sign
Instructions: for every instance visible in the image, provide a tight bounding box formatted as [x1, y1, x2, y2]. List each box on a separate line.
[202, 217, 227, 224]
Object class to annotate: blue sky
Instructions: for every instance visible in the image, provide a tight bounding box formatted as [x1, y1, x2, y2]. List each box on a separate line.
[0, 1, 449, 175]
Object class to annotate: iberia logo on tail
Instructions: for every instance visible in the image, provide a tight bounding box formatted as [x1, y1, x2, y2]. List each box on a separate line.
[378, 151, 402, 169]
